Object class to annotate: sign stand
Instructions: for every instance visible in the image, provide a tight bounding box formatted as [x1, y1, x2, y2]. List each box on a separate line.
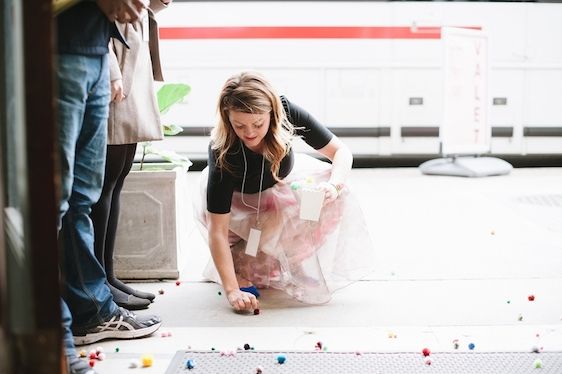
[419, 27, 512, 177]
[419, 155, 513, 177]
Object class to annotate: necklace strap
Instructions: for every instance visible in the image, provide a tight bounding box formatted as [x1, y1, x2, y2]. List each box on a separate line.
[240, 141, 265, 226]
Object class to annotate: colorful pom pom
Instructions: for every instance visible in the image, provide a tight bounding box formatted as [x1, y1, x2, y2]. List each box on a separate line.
[186, 359, 195, 369]
[452, 339, 460, 350]
[532, 345, 541, 353]
[141, 354, 154, 367]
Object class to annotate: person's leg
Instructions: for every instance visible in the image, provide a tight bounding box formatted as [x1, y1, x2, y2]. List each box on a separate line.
[104, 143, 155, 301]
[91, 144, 150, 309]
[57, 54, 103, 373]
[56, 53, 108, 362]
[90, 146, 120, 271]
[61, 299, 76, 358]
[62, 300, 97, 374]
[58, 53, 116, 328]
[58, 53, 162, 347]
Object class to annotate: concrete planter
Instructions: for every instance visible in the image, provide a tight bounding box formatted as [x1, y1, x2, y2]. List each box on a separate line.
[113, 164, 192, 279]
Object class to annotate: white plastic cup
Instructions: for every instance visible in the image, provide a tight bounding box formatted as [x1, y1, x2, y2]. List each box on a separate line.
[299, 188, 325, 221]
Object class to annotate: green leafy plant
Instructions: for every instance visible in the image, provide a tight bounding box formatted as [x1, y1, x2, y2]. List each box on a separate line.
[139, 83, 192, 170]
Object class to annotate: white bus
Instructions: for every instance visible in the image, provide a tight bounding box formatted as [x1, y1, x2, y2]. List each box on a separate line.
[155, 1, 562, 167]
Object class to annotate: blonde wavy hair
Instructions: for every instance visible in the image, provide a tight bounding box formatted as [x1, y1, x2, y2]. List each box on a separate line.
[211, 72, 295, 180]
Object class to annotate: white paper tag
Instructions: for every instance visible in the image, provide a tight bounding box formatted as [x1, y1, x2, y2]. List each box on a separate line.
[299, 188, 325, 221]
[245, 228, 261, 257]
[142, 15, 149, 42]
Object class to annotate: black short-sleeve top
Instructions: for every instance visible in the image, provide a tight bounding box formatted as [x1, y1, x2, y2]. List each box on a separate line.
[206, 96, 333, 214]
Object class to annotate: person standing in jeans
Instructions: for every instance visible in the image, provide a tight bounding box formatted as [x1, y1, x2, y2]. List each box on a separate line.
[56, 1, 162, 373]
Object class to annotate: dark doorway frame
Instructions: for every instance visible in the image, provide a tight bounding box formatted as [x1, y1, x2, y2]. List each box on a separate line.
[0, 0, 63, 372]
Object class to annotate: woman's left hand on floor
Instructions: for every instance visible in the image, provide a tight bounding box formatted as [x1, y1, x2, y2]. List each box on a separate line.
[226, 289, 259, 311]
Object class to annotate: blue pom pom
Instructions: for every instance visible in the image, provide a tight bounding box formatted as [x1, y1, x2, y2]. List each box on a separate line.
[277, 354, 286, 364]
[186, 359, 195, 369]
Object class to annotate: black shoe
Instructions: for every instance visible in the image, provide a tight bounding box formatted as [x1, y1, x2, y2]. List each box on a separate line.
[110, 277, 156, 301]
[67, 356, 97, 374]
[108, 283, 150, 310]
[73, 307, 162, 345]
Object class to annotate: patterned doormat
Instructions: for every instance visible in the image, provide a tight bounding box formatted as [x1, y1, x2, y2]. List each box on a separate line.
[166, 350, 562, 374]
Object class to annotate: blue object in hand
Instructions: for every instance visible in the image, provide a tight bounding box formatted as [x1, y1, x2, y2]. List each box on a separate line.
[240, 285, 260, 298]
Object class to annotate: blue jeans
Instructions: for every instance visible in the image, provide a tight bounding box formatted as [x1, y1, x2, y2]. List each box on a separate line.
[57, 53, 117, 354]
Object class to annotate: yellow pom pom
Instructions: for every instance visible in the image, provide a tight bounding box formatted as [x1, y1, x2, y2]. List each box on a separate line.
[141, 354, 154, 367]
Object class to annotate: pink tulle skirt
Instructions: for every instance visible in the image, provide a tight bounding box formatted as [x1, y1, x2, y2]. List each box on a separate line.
[194, 154, 375, 304]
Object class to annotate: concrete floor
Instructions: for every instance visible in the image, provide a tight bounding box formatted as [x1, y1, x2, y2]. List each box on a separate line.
[83, 167, 562, 373]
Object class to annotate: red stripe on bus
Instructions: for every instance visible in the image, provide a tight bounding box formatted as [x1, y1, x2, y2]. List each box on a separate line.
[160, 26, 481, 40]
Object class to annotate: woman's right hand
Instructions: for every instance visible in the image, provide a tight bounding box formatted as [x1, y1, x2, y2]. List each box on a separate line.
[226, 289, 259, 311]
[317, 181, 339, 205]
[96, 0, 147, 23]
[111, 79, 125, 103]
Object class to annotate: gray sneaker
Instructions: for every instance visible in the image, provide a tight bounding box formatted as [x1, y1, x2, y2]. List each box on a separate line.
[73, 307, 162, 345]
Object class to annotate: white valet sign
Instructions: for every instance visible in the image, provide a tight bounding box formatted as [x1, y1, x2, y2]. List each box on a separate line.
[419, 27, 512, 177]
